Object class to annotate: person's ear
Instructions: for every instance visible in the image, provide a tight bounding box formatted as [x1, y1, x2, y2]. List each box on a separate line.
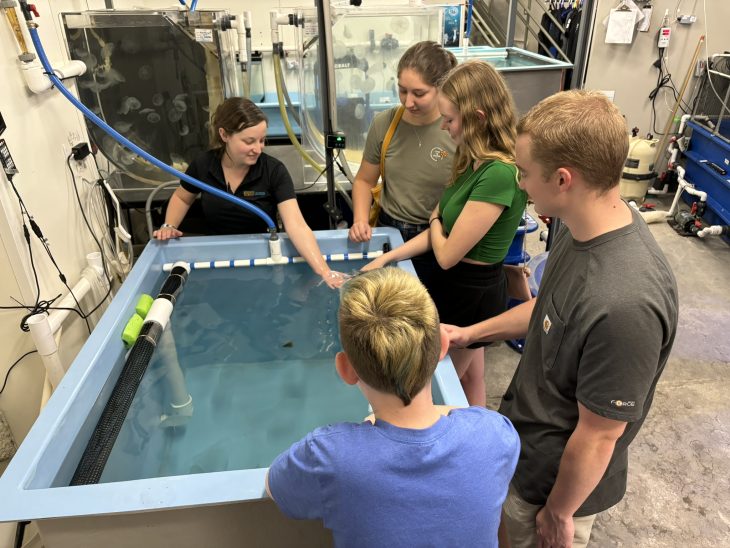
[218, 127, 229, 143]
[438, 325, 450, 361]
[335, 352, 359, 385]
[476, 109, 487, 121]
[555, 167, 573, 192]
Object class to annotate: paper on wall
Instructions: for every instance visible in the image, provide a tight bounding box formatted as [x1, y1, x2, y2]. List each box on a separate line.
[638, 6, 653, 32]
[602, 0, 645, 33]
[605, 7, 637, 44]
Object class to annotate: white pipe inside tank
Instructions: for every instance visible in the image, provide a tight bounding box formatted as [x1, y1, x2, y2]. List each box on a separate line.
[161, 250, 384, 272]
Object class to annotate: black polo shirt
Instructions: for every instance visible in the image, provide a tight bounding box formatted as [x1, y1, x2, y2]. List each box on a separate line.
[180, 149, 296, 235]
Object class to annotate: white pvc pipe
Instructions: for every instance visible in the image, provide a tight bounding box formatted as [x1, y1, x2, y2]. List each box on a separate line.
[162, 250, 384, 272]
[269, 236, 283, 262]
[269, 10, 291, 45]
[20, 59, 86, 94]
[26, 314, 65, 389]
[40, 373, 53, 411]
[26, 254, 107, 389]
[145, 299, 174, 331]
[698, 225, 728, 238]
[667, 166, 707, 217]
[684, 184, 708, 203]
[46, 277, 92, 333]
[233, 13, 246, 66]
[677, 114, 692, 136]
[668, 146, 679, 169]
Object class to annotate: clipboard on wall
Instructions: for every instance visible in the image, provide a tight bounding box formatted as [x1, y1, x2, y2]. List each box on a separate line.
[605, 2, 636, 44]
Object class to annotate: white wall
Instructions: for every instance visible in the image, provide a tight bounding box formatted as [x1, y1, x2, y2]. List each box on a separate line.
[584, 0, 728, 135]
[0, 0, 110, 448]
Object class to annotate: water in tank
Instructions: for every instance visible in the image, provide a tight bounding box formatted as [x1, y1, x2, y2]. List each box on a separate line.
[62, 10, 238, 186]
[294, 5, 444, 167]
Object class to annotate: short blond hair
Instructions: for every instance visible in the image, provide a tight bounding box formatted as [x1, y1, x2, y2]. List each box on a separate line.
[517, 90, 629, 193]
[338, 268, 441, 406]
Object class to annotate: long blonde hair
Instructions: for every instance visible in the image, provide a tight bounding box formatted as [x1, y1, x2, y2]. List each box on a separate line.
[439, 60, 516, 182]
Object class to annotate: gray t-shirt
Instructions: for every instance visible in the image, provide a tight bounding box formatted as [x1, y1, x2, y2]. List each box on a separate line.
[363, 107, 455, 224]
[499, 207, 678, 516]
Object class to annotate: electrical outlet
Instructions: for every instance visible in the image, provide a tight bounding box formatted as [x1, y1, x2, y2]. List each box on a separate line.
[677, 14, 696, 24]
[695, 59, 706, 77]
[62, 143, 87, 173]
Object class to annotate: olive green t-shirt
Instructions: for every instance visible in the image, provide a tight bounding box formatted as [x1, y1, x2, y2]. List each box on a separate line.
[363, 107, 455, 224]
[439, 160, 527, 263]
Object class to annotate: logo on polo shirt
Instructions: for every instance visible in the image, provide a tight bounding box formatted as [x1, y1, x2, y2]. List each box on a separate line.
[543, 314, 552, 334]
[611, 399, 636, 407]
[430, 147, 449, 162]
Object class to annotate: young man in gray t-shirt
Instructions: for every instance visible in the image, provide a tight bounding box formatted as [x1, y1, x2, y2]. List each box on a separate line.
[443, 90, 679, 548]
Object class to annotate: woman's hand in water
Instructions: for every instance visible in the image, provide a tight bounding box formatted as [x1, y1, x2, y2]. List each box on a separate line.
[153, 225, 183, 241]
[321, 270, 349, 289]
[360, 255, 390, 272]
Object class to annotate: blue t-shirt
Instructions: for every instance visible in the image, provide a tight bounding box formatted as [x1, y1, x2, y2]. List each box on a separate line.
[268, 406, 520, 548]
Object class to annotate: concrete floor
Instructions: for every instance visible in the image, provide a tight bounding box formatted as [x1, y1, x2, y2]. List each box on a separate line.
[484, 201, 730, 547]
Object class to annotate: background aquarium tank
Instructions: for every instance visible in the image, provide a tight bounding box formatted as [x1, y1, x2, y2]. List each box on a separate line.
[294, 4, 443, 170]
[62, 10, 238, 186]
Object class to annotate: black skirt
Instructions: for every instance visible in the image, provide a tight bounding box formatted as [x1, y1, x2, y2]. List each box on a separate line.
[426, 260, 508, 349]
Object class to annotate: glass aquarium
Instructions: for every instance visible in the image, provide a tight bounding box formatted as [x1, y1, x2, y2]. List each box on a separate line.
[295, 5, 444, 168]
[448, 46, 572, 115]
[62, 10, 238, 186]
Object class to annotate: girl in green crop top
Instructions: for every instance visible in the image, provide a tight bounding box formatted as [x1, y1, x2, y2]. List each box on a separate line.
[364, 61, 527, 406]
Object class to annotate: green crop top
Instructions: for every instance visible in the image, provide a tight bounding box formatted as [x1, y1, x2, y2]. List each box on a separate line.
[439, 160, 527, 264]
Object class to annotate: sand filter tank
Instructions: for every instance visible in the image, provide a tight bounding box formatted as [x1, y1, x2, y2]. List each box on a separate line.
[619, 136, 658, 203]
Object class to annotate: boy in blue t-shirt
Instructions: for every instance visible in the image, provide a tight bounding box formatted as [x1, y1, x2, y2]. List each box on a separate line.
[266, 268, 519, 547]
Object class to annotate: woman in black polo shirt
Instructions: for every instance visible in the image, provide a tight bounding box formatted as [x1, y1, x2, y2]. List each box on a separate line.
[154, 97, 345, 288]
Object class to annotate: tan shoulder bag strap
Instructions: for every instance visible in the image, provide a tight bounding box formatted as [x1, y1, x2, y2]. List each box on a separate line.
[380, 105, 406, 181]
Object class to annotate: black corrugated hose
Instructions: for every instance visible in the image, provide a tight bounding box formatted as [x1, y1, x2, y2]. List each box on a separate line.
[71, 265, 189, 485]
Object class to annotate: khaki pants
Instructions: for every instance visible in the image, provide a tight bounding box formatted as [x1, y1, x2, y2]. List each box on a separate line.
[502, 485, 596, 548]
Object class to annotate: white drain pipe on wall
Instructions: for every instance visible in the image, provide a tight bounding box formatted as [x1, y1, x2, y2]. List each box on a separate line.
[20, 58, 86, 94]
[26, 252, 107, 390]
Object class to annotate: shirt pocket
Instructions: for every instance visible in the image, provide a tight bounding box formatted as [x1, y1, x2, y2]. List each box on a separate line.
[540, 296, 566, 371]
